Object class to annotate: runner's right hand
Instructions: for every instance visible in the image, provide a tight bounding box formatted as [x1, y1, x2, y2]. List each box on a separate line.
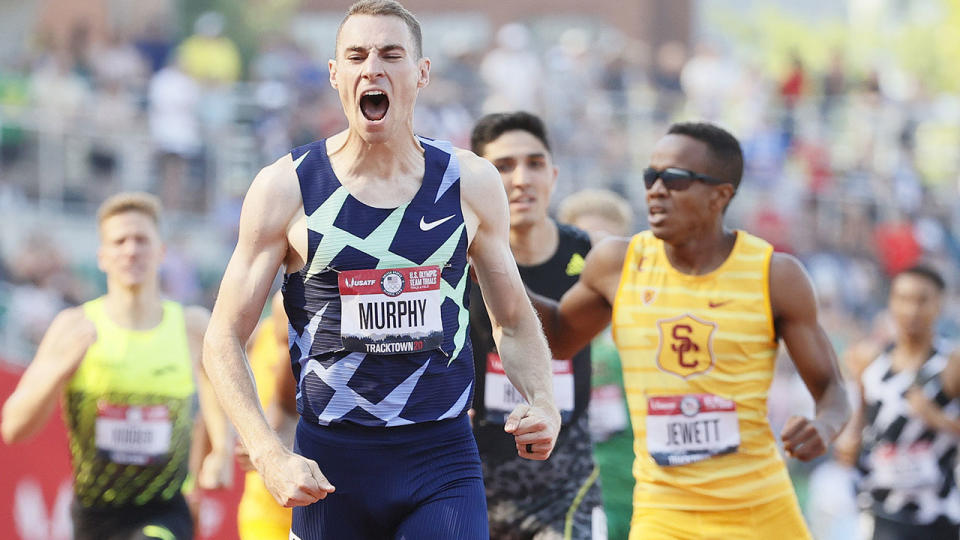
[257, 445, 336, 507]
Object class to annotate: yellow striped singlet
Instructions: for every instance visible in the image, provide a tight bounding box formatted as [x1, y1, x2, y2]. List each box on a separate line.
[66, 297, 196, 508]
[612, 230, 794, 510]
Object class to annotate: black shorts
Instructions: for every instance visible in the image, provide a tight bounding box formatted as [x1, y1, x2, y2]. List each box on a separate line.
[71, 493, 193, 540]
[872, 515, 959, 540]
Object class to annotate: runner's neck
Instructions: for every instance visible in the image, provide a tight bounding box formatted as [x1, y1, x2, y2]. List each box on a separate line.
[327, 129, 424, 183]
[510, 219, 558, 266]
[102, 287, 164, 331]
[890, 338, 935, 371]
[663, 227, 737, 276]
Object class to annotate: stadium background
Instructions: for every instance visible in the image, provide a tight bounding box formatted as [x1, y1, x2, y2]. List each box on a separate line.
[1, 0, 959, 538]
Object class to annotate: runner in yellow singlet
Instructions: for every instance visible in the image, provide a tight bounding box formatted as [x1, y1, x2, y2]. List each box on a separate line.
[1, 192, 231, 540]
[236, 291, 296, 540]
[531, 123, 850, 539]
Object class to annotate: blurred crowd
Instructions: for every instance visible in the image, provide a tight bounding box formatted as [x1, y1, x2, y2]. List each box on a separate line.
[0, 8, 959, 536]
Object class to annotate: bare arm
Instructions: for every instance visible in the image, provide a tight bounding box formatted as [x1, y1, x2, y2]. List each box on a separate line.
[460, 150, 559, 460]
[236, 292, 298, 472]
[203, 155, 333, 505]
[771, 253, 851, 461]
[1, 308, 96, 444]
[185, 306, 233, 489]
[532, 236, 626, 359]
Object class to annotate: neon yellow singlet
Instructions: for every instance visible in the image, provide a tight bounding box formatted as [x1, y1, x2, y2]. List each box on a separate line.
[66, 297, 196, 508]
[237, 322, 292, 539]
[612, 231, 794, 510]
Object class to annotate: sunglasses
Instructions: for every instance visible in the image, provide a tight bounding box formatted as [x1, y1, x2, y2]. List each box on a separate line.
[643, 167, 731, 191]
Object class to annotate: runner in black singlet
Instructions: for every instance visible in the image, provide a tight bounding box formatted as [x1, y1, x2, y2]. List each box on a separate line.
[470, 112, 606, 539]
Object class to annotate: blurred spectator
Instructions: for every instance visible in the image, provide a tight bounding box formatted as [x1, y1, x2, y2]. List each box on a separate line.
[680, 42, 739, 121]
[160, 233, 202, 305]
[148, 55, 202, 211]
[480, 23, 542, 113]
[780, 52, 806, 107]
[177, 12, 242, 85]
[650, 40, 686, 122]
[4, 231, 88, 359]
[821, 49, 847, 118]
[873, 217, 922, 278]
[134, 20, 175, 74]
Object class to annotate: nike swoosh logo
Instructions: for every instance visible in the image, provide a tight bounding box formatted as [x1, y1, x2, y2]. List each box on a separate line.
[708, 301, 730, 308]
[419, 215, 455, 231]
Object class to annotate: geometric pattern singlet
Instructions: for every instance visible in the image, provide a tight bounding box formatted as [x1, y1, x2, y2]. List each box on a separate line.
[859, 342, 960, 525]
[283, 137, 474, 427]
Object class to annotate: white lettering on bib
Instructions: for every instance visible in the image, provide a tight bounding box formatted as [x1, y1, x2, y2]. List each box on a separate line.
[646, 394, 740, 466]
[483, 352, 575, 423]
[95, 403, 172, 465]
[339, 266, 444, 354]
[869, 441, 941, 489]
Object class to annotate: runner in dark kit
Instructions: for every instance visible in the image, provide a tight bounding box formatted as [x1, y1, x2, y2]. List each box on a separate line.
[470, 111, 605, 539]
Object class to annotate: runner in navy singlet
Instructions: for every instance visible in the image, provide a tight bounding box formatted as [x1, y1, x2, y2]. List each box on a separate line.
[201, 2, 561, 539]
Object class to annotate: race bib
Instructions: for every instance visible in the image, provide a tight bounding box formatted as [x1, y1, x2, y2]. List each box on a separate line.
[483, 352, 574, 423]
[339, 266, 444, 354]
[646, 394, 740, 466]
[869, 441, 941, 489]
[95, 403, 172, 465]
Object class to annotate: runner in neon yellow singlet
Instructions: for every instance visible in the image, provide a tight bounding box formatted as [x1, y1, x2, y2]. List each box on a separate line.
[1, 192, 231, 540]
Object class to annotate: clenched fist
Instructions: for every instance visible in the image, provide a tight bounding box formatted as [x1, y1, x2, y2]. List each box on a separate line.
[504, 402, 561, 461]
[781, 416, 829, 461]
[257, 445, 336, 507]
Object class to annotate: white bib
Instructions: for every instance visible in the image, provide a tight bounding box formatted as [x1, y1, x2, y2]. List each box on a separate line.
[483, 352, 575, 423]
[869, 441, 941, 490]
[339, 266, 444, 354]
[646, 394, 740, 466]
[95, 403, 172, 465]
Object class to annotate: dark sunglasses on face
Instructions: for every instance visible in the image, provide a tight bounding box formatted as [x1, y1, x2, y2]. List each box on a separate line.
[643, 167, 732, 191]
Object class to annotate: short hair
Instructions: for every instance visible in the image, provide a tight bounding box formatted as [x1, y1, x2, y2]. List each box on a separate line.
[471, 111, 551, 158]
[667, 122, 744, 189]
[896, 264, 946, 292]
[337, 0, 423, 58]
[97, 192, 162, 228]
[557, 189, 634, 235]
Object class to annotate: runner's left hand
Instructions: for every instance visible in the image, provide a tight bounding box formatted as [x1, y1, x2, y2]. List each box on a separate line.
[505, 402, 561, 461]
[781, 415, 828, 461]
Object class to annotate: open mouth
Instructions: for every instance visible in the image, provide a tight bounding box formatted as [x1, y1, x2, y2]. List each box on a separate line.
[360, 90, 389, 121]
[648, 206, 668, 224]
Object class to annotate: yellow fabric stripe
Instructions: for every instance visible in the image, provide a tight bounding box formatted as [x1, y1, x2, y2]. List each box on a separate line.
[619, 285, 765, 300]
[564, 466, 600, 540]
[616, 305, 769, 322]
[620, 266, 765, 280]
[142, 525, 175, 540]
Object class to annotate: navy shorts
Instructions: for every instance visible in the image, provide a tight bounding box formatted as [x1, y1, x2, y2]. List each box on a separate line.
[291, 414, 488, 540]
